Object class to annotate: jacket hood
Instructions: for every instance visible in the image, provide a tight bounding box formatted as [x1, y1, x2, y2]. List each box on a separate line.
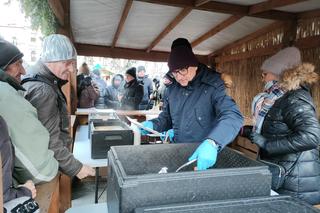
[280, 63, 318, 91]
[24, 60, 68, 87]
[112, 74, 123, 86]
[0, 69, 25, 91]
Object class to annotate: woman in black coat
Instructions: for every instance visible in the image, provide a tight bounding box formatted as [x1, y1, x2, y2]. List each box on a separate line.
[242, 47, 320, 205]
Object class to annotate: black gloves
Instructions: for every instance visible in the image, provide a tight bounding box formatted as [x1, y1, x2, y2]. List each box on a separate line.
[250, 132, 267, 149]
[240, 126, 267, 149]
[239, 125, 253, 139]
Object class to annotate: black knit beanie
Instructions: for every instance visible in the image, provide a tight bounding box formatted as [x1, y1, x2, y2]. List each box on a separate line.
[170, 38, 192, 50]
[168, 38, 198, 72]
[126, 67, 137, 79]
[0, 39, 24, 70]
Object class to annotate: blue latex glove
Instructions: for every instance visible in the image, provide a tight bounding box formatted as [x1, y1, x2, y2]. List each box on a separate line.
[160, 129, 174, 142]
[140, 121, 153, 136]
[189, 139, 218, 171]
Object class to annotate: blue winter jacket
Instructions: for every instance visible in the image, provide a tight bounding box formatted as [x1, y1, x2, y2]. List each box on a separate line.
[151, 64, 243, 148]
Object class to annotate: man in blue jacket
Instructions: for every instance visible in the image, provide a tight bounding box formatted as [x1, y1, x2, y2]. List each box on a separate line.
[142, 38, 243, 170]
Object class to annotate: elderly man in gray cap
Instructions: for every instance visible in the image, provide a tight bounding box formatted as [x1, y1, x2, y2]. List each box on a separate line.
[23, 34, 95, 179]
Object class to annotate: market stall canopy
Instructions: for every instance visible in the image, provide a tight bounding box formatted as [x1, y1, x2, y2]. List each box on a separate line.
[59, 0, 320, 62]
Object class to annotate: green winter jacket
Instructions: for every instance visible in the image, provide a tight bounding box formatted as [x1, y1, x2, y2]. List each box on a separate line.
[0, 70, 58, 184]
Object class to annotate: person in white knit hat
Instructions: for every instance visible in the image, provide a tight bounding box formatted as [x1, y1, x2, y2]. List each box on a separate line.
[240, 47, 320, 205]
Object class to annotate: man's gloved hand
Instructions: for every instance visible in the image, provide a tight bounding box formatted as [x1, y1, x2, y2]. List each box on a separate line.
[160, 129, 174, 142]
[250, 132, 267, 149]
[189, 139, 219, 171]
[140, 121, 153, 136]
[239, 125, 253, 139]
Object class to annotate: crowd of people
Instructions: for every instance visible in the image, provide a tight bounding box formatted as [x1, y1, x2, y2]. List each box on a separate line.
[0, 33, 319, 213]
[77, 63, 162, 111]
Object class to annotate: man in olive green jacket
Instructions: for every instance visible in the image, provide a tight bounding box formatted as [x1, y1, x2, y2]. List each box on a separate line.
[0, 39, 58, 184]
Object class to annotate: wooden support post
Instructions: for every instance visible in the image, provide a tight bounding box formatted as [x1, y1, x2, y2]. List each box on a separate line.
[48, 0, 65, 26]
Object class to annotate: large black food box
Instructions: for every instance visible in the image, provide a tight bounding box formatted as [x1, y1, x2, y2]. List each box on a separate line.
[90, 120, 133, 159]
[107, 143, 272, 213]
[134, 196, 320, 213]
[88, 112, 121, 138]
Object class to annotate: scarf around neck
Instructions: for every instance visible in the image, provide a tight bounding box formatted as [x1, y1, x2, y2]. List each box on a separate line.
[251, 80, 286, 133]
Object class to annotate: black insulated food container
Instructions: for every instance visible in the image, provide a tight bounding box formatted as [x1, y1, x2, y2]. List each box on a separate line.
[107, 143, 272, 213]
[134, 196, 320, 213]
[90, 120, 133, 159]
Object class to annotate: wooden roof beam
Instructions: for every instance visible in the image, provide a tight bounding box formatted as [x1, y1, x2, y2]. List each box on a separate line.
[134, 0, 296, 20]
[146, 7, 192, 52]
[298, 8, 320, 19]
[209, 21, 287, 56]
[194, 0, 211, 7]
[75, 43, 209, 64]
[249, 0, 308, 15]
[48, 0, 65, 26]
[191, 15, 243, 48]
[215, 35, 320, 63]
[111, 0, 133, 48]
[196, 1, 248, 15]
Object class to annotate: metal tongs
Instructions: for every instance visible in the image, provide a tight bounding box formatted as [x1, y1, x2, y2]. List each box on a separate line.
[126, 116, 170, 143]
[175, 159, 197, 173]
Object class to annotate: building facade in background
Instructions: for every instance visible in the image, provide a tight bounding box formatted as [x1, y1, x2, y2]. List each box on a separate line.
[0, 24, 43, 65]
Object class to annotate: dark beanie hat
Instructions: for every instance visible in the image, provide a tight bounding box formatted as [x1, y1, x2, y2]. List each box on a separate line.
[171, 38, 192, 50]
[0, 39, 24, 70]
[168, 38, 198, 72]
[126, 67, 136, 79]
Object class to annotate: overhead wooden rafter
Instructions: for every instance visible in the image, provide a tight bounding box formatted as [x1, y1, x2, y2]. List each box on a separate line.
[249, 0, 308, 15]
[191, 15, 243, 48]
[48, 0, 65, 26]
[112, 0, 133, 48]
[194, 0, 210, 7]
[146, 7, 192, 52]
[134, 0, 297, 20]
[298, 8, 320, 19]
[216, 34, 320, 63]
[209, 21, 286, 57]
[75, 43, 209, 63]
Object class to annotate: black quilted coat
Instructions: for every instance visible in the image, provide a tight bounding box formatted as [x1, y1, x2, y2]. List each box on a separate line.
[260, 63, 320, 205]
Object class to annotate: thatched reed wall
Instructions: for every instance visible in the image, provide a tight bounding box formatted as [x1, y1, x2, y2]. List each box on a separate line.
[217, 17, 320, 121]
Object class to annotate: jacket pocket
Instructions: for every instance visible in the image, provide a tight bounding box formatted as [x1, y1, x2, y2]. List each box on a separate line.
[194, 107, 210, 128]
